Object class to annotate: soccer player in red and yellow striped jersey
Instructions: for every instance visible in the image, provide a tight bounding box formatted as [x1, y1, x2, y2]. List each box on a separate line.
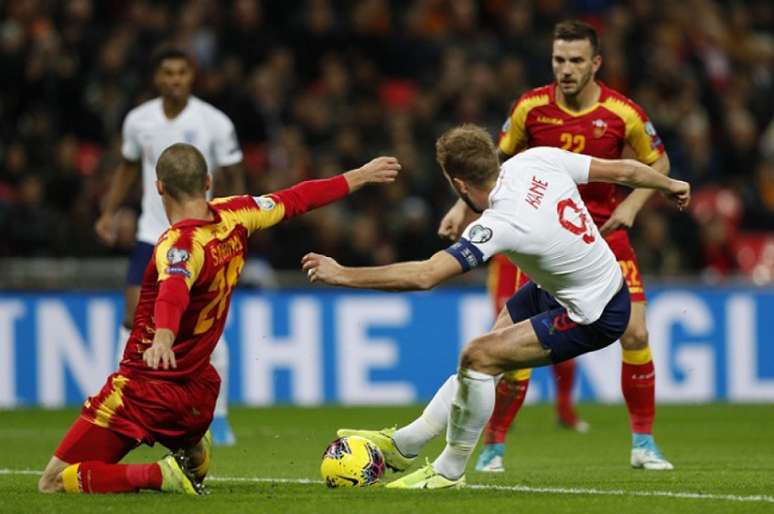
[38, 144, 400, 495]
[439, 20, 673, 472]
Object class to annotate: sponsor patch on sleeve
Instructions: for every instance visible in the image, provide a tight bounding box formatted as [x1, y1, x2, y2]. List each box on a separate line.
[165, 266, 191, 278]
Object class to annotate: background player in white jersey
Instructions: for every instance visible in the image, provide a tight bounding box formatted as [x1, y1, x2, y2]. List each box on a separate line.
[94, 47, 245, 446]
[302, 125, 689, 488]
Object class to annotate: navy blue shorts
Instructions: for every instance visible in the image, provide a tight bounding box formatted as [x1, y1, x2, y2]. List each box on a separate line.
[126, 241, 155, 286]
[506, 282, 631, 363]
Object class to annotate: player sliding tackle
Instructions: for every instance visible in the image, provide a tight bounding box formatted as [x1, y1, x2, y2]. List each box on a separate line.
[302, 124, 689, 489]
[38, 144, 399, 495]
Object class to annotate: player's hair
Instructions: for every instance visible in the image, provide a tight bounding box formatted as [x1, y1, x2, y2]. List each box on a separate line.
[553, 20, 600, 56]
[150, 45, 192, 72]
[156, 143, 208, 200]
[435, 124, 499, 187]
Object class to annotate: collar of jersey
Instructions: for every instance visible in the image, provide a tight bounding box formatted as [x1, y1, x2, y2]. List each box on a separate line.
[550, 81, 609, 118]
[170, 205, 221, 229]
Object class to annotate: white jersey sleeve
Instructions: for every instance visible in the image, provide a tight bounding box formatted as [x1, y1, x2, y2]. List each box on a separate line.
[527, 147, 591, 184]
[444, 210, 519, 272]
[210, 111, 243, 167]
[120, 111, 141, 162]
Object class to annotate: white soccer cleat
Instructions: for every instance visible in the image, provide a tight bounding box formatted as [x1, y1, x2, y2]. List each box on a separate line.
[630, 434, 674, 471]
[475, 444, 505, 473]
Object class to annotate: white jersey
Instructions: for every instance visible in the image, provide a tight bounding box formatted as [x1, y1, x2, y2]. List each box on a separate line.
[454, 147, 623, 324]
[121, 96, 243, 244]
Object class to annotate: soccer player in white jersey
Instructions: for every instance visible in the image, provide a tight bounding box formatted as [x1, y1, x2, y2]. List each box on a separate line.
[94, 48, 245, 446]
[302, 124, 689, 489]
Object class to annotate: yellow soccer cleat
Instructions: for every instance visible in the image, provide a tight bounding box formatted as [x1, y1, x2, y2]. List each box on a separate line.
[159, 454, 202, 495]
[336, 427, 415, 472]
[385, 460, 465, 490]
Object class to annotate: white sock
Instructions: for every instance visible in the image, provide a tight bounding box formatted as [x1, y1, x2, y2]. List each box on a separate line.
[211, 337, 229, 417]
[433, 368, 495, 479]
[115, 325, 131, 370]
[393, 374, 457, 456]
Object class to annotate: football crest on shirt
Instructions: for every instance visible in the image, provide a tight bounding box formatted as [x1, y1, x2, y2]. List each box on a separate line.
[166, 247, 190, 265]
[256, 196, 276, 210]
[591, 119, 608, 138]
[468, 224, 493, 244]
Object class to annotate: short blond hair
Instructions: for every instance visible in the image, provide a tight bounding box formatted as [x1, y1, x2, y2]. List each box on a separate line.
[435, 124, 499, 186]
[156, 143, 208, 200]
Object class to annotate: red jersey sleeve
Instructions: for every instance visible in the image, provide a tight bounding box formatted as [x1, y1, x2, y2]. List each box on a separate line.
[602, 95, 665, 164]
[210, 175, 350, 236]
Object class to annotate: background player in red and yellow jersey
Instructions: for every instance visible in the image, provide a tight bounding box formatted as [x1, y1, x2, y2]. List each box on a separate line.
[37, 144, 400, 495]
[439, 20, 673, 472]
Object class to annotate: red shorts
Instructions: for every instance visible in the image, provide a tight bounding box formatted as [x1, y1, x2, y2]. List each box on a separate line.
[488, 229, 646, 307]
[57, 364, 220, 460]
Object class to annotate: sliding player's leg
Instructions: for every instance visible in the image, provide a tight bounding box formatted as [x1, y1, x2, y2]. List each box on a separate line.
[39, 416, 199, 495]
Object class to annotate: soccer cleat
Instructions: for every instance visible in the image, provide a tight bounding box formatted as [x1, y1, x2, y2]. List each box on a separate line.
[385, 460, 465, 489]
[210, 415, 236, 447]
[159, 454, 203, 495]
[630, 434, 674, 471]
[475, 443, 505, 472]
[336, 427, 415, 472]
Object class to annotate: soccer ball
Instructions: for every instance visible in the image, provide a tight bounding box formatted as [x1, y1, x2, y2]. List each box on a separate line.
[320, 436, 385, 488]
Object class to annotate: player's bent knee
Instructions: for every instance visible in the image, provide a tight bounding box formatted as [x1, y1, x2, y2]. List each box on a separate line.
[620, 326, 648, 349]
[460, 336, 498, 374]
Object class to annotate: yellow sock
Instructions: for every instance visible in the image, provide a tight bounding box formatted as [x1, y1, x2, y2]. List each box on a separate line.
[622, 347, 652, 365]
[61, 464, 82, 493]
[504, 368, 532, 381]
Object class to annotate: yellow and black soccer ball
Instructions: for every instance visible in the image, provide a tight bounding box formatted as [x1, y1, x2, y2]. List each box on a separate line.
[320, 436, 385, 488]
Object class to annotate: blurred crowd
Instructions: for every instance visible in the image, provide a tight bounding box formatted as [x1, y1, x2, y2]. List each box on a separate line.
[0, 0, 772, 280]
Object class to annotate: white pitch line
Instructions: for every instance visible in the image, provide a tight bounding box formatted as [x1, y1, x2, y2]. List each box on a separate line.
[2, 468, 772, 504]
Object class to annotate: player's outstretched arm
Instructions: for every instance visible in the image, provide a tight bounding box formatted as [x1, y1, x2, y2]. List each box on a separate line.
[588, 158, 690, 210]
[302, 251, 463, 291]
[270, 156, 400, 219]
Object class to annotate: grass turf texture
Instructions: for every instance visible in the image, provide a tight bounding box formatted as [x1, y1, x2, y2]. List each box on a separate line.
[1, 404, 773, 514]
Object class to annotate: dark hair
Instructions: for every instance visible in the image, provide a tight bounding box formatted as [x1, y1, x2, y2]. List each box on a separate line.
[435, 124, 499, 187]
[156, 143, 208, 200]
[150, 46, 192, 72]
[553, 20, 600, 56]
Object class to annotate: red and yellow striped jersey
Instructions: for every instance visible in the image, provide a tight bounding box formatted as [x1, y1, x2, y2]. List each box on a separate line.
[498, 82, 664, 225]
[118, 175, 349, 381]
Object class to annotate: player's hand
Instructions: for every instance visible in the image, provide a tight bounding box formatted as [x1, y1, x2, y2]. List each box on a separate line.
[665, 179, 690, 211]
[345, 157, 401, 191]
[599, 202, 638, 236]
[438, 200, 467, 241]
[302, 252, 344, 286]
[95, 212, 117, 246]
[143, 330, 177, 370]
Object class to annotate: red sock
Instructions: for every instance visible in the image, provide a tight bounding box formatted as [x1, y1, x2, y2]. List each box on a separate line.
[483, 377, 530, 444]
[552, 359, 578, 424]
[621, 360, 655, 434]
[74, 462, 162, 493]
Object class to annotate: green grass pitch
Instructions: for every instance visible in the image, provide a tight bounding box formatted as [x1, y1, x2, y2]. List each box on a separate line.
[1, 404, 773, 513]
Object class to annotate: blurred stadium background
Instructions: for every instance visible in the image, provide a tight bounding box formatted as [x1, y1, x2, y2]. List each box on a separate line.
[0, 0, 772, 410]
